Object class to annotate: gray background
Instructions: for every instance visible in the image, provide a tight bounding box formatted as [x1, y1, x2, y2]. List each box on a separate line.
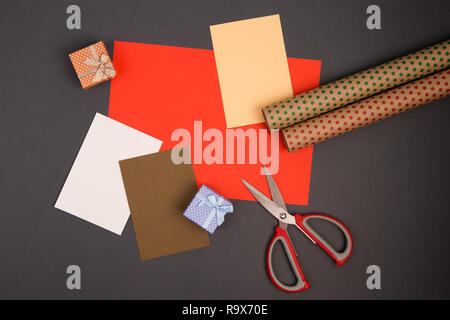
[0, 0, 449, 300]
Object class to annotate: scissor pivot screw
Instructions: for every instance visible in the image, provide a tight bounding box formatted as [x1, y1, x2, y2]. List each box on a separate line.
[280, 213, 286, 219]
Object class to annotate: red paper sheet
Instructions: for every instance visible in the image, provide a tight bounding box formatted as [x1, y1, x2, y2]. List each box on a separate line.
[109, 41, 321, 205]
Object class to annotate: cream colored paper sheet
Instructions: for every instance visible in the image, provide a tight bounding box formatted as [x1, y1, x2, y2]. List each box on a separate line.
[210, 14, 293, 128]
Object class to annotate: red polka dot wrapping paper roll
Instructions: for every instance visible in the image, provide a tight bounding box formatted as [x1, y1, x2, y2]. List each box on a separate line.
[282, 69, 450, 152]
[263, 39, 450, 130]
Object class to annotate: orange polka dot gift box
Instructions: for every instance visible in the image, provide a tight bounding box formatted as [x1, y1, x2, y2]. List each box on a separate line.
[69, 41, 116, 89]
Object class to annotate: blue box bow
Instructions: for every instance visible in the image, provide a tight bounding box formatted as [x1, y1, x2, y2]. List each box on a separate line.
[197, 193, 233, 230]
[183, 185, 233, 234]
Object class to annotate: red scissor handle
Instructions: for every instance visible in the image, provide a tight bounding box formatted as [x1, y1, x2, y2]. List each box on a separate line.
[295, 214, 353, 266]
[266, 226, 310, 293]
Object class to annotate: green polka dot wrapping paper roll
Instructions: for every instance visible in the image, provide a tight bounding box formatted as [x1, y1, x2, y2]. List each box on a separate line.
[282, 69, 450, 152]
[263, 39, 450, 130]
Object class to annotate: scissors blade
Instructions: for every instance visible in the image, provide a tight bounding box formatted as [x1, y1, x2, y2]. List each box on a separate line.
[262, 165, 288, 212]
[241, 178, 295, 225]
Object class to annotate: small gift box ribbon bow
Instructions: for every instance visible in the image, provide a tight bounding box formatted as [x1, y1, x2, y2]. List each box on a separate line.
[78, 45, 116, 83]
[197, 194, 233, 230]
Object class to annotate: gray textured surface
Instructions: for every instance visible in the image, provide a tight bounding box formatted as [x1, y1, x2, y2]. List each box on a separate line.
[0, 0, 449, 299]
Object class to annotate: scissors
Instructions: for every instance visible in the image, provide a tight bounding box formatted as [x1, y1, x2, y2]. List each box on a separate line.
[241, 166, 353, 293]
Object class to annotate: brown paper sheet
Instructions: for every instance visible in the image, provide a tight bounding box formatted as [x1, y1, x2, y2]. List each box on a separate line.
[263, 39, 450, 130]
[282, 69, 450, 152]
[119, 148, 209, 261]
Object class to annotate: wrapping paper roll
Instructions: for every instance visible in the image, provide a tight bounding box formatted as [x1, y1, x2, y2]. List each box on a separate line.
[282, 69, 450, 152]
[263, 40, 450, 130]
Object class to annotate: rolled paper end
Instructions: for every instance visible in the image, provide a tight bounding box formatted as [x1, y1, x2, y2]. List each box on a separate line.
[283, 125, 314, 152]
[281, 129, 295, 152]
[262, 101, 298, 131]
[262, 106, 276, 130]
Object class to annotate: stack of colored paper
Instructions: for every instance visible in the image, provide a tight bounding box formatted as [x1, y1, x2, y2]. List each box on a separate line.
[55, 14, 322, 261]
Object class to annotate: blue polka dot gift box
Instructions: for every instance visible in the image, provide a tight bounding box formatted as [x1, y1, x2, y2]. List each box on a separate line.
[183, 185, 233, 234]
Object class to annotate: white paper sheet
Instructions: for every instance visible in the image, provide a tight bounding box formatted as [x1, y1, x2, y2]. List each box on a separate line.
[55, 113, 162, 235]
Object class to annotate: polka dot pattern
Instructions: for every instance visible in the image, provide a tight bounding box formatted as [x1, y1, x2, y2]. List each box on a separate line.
[264, 40, 450, 130]
[183, 185, 233, 234]
[69, 41, 116, 89]
[282, 69, 450, 151]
